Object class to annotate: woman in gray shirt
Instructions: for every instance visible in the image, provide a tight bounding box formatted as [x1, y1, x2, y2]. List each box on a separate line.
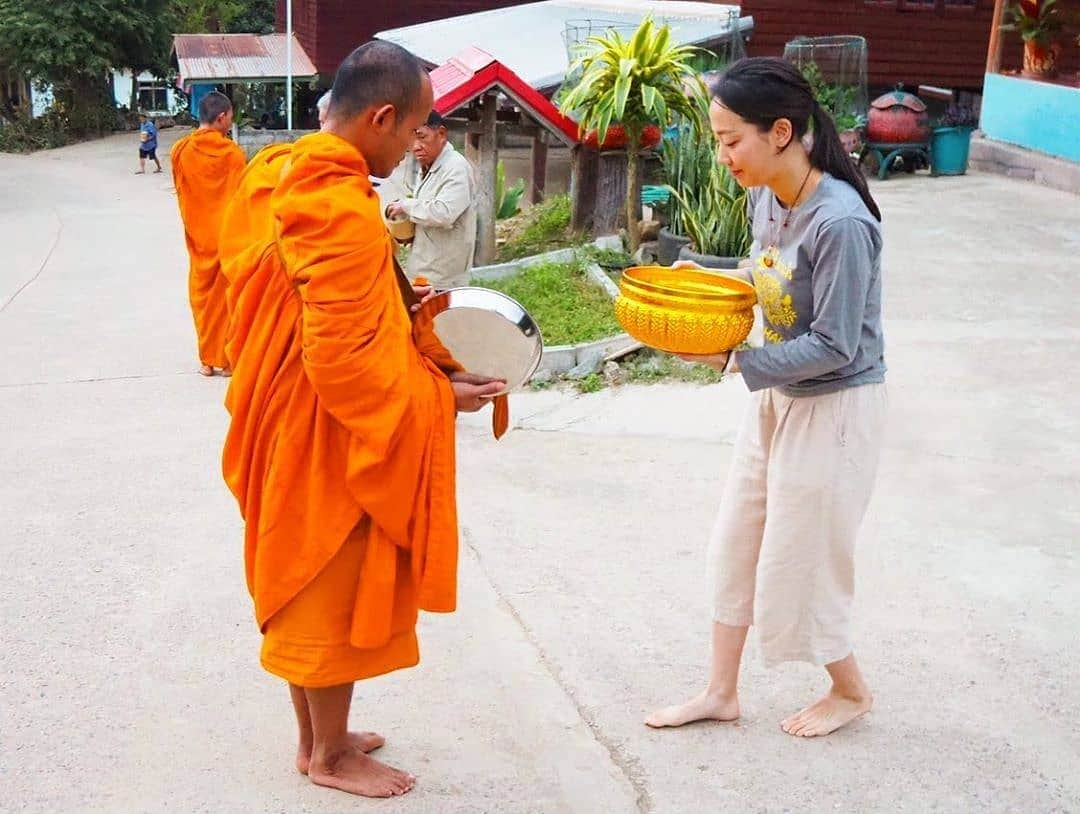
[646, 58, 887, 738]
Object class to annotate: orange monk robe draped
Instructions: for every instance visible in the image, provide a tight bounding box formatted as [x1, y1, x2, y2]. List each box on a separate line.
[220, 133, 460, 685]
[171, 128, 246, 368]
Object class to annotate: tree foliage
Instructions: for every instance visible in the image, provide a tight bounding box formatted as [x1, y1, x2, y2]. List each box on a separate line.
[0, 0, 276, 138]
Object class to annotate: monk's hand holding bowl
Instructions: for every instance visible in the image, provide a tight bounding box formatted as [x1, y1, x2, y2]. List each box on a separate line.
[449, 371, 505, 413]
[409, 283, 435, 313]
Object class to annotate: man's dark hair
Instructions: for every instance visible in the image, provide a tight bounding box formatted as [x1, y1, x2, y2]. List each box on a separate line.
[198, 91, 233, 125]
[329, 41, 427, 120]
[424, 110, 446, 129]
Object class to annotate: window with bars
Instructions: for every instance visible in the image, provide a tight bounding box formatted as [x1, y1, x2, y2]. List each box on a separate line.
[138, 82, 168, 112]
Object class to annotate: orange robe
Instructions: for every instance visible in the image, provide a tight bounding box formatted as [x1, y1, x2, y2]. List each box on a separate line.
[219, 134, 460, 687]
[171, 128, 246, 368]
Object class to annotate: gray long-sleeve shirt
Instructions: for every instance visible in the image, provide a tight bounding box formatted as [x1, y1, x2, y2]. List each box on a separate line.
[736, 173, 886, 397]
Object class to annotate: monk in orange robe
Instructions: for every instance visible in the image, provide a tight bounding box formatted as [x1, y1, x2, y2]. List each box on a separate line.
[171, 90, 246, 376]
[218, 42, 503, 798]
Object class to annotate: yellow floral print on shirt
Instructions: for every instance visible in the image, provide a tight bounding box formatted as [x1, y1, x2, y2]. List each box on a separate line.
[752, 247, 798, 343]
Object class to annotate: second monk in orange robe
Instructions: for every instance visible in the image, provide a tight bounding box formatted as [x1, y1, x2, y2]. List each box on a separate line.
[170, 90, 246, 376]
[219, 42, 503, 799]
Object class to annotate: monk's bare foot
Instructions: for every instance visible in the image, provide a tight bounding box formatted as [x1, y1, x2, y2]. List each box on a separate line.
[297, 731, 385, 775]
[198, 364, 214, 376]
[307, 749, 414, 798]
[219, 367, 232, 378]
[645, 690, 739, 728]
[781, 690, 872, 738]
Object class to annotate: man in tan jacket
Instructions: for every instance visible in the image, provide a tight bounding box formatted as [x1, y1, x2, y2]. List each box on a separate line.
[384, 111, 477, 289]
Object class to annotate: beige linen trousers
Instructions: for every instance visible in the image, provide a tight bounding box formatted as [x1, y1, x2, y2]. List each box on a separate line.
[708, 382, 887, 667]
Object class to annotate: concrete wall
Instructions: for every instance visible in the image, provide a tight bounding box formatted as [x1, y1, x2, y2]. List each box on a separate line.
[980, 73, 1080, 163]
[236, 127, 316, 159]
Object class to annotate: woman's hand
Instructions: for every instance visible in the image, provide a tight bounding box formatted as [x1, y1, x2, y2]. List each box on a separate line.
[675, 352, 735, 373]
[670, 259, 704, 270]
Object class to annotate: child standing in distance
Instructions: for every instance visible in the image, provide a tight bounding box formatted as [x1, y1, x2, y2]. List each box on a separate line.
[136, 113, 161, 174]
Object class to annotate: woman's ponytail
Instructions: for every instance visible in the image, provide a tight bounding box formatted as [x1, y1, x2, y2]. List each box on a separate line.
[809, 103, 881, 222]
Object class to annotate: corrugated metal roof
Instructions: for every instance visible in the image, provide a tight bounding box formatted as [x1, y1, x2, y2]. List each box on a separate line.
[377, 1, 751, 92]
[429, 48, 581, 145]
[173, 34, 318, 84]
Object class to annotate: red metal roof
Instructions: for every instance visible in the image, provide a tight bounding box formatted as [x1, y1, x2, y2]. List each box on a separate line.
[429, 47, 581, 145]
[172, 34, 317, 85]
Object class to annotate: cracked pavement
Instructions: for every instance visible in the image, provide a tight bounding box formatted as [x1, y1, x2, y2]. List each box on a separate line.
[2, 129, 1079, 813]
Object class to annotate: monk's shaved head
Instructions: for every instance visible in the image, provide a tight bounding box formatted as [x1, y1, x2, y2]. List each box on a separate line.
[329, 41, 427, 120]
[198, 91, 233, 125]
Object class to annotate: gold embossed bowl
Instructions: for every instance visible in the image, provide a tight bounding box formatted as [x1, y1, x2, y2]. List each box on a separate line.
[614, 266, 757, 355]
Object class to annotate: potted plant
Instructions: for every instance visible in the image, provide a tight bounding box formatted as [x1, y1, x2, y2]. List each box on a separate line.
[657, 114, 714, 264]
[559, 17, 707, 251]
[1000, 0, 1063, 78]
[930, 103, 979, 177]
[669, 161, 752, 270]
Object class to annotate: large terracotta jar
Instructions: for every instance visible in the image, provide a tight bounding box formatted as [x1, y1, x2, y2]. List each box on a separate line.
[866, 87, 930, 144]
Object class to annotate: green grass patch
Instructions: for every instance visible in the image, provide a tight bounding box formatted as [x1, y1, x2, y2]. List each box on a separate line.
[474, 258, 621, 346]
[496, 194, 586, 261]
[620, 349, 724, 385]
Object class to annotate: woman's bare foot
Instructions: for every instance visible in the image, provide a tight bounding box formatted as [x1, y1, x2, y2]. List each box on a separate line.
[297, 731, 384, 775]
[198, 364, 214, 376]
[645, 690, 740, 728]
[307, 748, 414, 797]
[781, 690, 872, 737]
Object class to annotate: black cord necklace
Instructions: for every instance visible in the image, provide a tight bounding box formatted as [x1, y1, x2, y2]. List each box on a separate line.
[766, 165, 814, 258]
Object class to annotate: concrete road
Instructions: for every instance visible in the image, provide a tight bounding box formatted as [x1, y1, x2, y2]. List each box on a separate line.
[1, 129, 1078, 813]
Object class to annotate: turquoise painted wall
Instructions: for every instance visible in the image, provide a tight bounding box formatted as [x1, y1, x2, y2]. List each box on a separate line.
[981, 73, 1080, 163]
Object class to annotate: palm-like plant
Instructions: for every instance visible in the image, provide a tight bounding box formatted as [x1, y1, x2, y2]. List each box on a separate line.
[559, 17, 707, 250]
[1001, 0, 1061, 46]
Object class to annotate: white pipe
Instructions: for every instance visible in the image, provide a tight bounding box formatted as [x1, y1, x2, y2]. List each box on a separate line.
[286, 0, 293, 130]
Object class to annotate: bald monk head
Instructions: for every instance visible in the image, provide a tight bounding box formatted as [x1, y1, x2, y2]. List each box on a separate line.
[323, 41, 433, 178]
[198, 91, 234, 135]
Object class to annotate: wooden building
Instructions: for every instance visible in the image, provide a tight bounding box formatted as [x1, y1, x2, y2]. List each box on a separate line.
[739, 0, 1078, 91]
[275, 0, 528, 77]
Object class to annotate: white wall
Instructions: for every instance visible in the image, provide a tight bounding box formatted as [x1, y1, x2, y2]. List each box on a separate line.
[28, 70, 178, 118]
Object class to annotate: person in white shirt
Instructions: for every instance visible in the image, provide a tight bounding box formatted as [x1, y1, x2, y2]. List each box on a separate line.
[385, 111, 477, 289]
[316, 91, 331, 128]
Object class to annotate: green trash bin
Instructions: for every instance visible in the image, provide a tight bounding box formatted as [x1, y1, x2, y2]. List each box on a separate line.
[930, 126, 974, 176]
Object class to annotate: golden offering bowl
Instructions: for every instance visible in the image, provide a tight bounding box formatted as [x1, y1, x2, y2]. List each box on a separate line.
[614, 266, 757, 355]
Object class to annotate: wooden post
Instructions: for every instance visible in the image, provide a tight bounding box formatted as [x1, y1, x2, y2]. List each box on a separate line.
[594, 149, 642, 237]
[530, 130, 548, 204]
[474, 92, 498, 266]
[985, 0, 1007, 75]
[594, 150, 626, 235]
[570, 145, 598, 232]
[465, 104, 481, 165]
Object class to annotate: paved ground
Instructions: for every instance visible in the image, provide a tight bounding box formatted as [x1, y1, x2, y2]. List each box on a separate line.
[1, 128, 1079, 813]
